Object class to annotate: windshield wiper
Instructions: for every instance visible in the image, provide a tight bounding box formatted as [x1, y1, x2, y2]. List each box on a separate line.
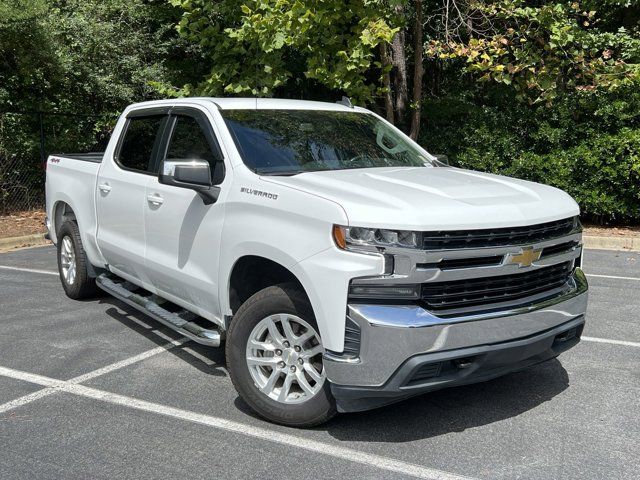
[256, 169, 305, 176]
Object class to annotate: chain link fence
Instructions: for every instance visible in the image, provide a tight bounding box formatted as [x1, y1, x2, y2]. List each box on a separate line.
[0, 111, 111, 214]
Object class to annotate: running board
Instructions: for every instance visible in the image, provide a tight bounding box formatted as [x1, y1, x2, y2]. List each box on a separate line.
[96, 274, 221, 347]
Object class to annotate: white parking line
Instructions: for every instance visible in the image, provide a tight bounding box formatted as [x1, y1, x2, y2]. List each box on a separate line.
[582, 336, 640, 348]
[0, 388, 58, 414]
[0, 337, 186, 415]
[0, 265, 58, 276]
[586, 273, 640, 281]
[70, 340, 187, 384]
[0, 364, 475, 480]
[69, 383, 474, 480]
[181, 346, 216, 366]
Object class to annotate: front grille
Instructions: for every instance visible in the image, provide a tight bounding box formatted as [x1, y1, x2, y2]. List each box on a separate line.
[419, 255, 503, 270]
[421, 262, 573, 311]
[422, 217, 578, 250]
[541, 240, 579, 258]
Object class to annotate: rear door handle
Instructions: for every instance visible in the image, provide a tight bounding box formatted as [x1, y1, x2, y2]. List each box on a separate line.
[146, 194, 164, 206]
[98, 183, 111, 193]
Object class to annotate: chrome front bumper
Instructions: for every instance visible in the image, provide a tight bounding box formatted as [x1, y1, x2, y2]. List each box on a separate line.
[323, 267, 588, 389]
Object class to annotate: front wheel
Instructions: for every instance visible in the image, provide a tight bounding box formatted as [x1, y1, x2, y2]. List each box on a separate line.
[226, 283, 336, 427]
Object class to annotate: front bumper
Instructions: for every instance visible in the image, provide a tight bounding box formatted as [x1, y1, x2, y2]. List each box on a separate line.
[324, 268, 588, 412]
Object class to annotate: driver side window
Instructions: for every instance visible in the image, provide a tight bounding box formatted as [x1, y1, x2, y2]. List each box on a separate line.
[166, 115, 225, 184]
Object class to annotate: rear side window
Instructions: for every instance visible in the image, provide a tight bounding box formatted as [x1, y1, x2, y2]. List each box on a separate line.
[117, 115, 165, 173]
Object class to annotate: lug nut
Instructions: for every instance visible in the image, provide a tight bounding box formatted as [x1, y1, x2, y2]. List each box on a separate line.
[275, 349, 282, 356]
[278, 361, 285, 368]
[298, 358, 304, 365]
[294, 346, 301, 352]
[283, 341, 290, 348]
[290, 366, 296, 372]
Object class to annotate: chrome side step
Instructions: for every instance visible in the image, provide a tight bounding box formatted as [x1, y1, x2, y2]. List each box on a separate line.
[96, 274, 221, 347]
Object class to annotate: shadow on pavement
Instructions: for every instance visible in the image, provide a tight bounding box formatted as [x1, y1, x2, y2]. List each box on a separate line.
[99, 297, 227, 377]
[322, 359, 569, 442]
[232, 356, 570, 441]
[98, 295, 570, 442]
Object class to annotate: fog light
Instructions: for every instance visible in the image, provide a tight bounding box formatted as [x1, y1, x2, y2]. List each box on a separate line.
[348, 284, 420, 300]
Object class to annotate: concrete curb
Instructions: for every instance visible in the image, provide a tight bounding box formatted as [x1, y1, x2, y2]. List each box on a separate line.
[0, 233, 50, 251]
[583, 235, 640, 252]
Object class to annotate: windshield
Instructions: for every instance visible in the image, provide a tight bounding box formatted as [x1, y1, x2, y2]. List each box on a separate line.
[222, 109, 433, 175]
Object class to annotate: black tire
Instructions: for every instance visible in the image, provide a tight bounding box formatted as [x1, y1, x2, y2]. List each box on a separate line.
[226, 283, 337, 427]
[56, 221, 98, 299]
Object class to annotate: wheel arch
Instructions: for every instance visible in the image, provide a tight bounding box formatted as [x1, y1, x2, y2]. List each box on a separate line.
[52, 200, 77, 239]
[227, 255, 308, 316]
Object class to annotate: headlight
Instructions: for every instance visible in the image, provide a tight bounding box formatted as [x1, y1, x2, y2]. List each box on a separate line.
[333, 225, 419, 251]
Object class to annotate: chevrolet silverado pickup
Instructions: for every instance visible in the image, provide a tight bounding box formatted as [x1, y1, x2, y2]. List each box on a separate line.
[45, 98, 588, 427]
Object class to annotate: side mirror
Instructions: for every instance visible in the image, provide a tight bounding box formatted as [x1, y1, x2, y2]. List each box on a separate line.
[159, 159, 221, 205]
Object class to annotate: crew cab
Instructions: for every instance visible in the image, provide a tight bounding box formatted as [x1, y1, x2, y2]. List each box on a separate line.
[45, 98, 588, 426]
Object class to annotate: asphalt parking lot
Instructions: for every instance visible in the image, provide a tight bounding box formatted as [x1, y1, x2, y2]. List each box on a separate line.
[0, 245, 638, 480]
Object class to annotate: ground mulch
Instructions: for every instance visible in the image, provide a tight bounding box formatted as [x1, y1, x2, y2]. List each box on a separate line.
[583, 224, 640, 237]
[0, 210, 47, 239]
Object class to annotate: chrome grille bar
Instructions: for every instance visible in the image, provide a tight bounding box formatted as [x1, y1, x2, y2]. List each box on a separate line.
[421, 216, 579, 250]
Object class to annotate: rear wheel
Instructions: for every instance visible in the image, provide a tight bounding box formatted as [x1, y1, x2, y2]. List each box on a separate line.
[226, 283, 336, 427]
[56, 221, 98, 299]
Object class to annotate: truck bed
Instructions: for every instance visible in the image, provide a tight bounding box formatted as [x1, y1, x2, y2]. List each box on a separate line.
[45, 152, 103, 266]
[51, 152, 104, 163]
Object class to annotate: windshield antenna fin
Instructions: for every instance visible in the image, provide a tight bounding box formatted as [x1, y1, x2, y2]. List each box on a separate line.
[336, 96, 354, 108]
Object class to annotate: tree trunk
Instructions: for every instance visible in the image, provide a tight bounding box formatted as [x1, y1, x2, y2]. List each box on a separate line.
[379, 42, 394, 123]
[391, 5, 408, 128]
[409, 0, 424, 141]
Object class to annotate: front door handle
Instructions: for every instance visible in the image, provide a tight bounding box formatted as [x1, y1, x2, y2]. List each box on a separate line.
[146, 194, 164, 206]
[98, 183, 111, 193]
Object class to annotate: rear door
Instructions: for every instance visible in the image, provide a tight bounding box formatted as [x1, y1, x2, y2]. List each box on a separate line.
[143, 107, 228, 320]
[96, 108, 169, 282]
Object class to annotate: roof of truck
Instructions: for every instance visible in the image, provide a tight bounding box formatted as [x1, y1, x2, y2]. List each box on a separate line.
[127, 97, 364, 112]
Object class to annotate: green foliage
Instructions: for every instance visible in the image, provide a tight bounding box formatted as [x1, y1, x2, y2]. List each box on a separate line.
[422, 85, 640, 223]
[428, 1, 640, 103]
[1, 0, 639, 223]
[169, 0, 397, 102]
[0, 0, 195, 210]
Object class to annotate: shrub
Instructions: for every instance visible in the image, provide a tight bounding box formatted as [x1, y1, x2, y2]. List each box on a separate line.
[421, 87, 640, 224]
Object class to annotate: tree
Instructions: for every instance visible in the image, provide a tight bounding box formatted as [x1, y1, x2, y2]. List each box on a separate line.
[0, 0, 196, 210]
[426, 0, 639, 103]
[170, 0, 638, 140]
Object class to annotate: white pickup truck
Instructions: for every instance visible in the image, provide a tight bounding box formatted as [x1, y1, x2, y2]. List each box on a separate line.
[45, 98, 588, 426]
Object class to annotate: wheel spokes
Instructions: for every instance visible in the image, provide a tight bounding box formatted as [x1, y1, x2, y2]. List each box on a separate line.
[248, 339, 277, 352]
[246, 313, 326, 404]
[246, 356, 279, 367]
[301, 344, 323, 359]
[261, 369, 281, 394]
[280, 315, 297, 343]
[295, 370, 315, 395]
[278, 374, 294, 402]
[266, 317, 286, 347]
[303, 363, 323, 383]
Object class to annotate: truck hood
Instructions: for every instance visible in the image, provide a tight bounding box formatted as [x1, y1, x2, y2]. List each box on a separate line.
[263, 166, 579, 230]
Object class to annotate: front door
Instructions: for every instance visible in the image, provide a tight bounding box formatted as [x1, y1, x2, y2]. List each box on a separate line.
[143, 107, 228, 321]
[96, 111, 168, 283]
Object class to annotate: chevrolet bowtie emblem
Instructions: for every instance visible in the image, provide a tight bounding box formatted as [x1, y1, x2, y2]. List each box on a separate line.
[506, 247, 542, 268]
